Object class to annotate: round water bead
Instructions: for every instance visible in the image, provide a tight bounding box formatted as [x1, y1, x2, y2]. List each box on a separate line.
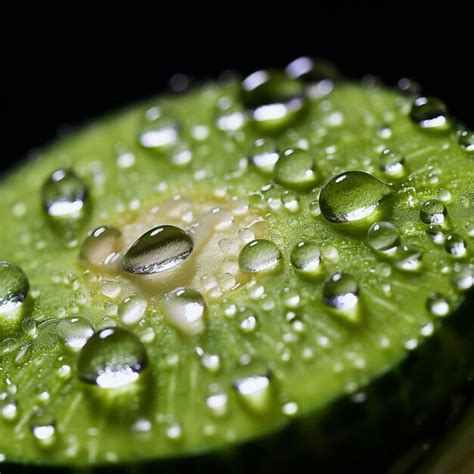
[238, 239, 282, 274]
[450, 263, 473, 292]
[249, 141, 279, 175]
[409, 97, 451, 131]
[394, 245, 423, 272]
[426, 292, 451, 317]
[458, 130, 474, 152]
[118, 296, 148, 326]
[57, 316, 94, 352]
[419, 199, 447, 225]
[322, 273, 360, 323]
[286, 56, 339, 82]
[122, 225, 193, 275]
[80, 226, 122, 266]
[233, 374, 272, 414]
[380, 148, 407, 178]
[290, 241, 321, 277]
[445, 233, 468, 258]
[274, 149, 319, 191]
[319, 171, 392, 223]
[138, 111, 179, 151]
[0, 260, 29, 315]
[77, 327, 148, 388]
[367, 222, 400, 255]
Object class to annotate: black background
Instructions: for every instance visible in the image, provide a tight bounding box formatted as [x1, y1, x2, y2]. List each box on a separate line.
[3, 3, 472, 173]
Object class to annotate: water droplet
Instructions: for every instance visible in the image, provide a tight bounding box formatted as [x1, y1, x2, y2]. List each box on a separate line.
[282, 401, 299, 417]
[445, 233, 467, 258]
[31, 417, 57, 449]
[410, 97, 451, 131]
[290, 241, 321, 277]
[77, 327, 148, 388]
[200, 353, 221, 373]
[238, 239, 282, 274]
[1, 401, 18, 421]
[426, 292, 451, 317]
[274, 149, 319, 191]
[458, 130, 474, 152]
[367, 222, 400, 255]
[0, 260, 29, 317]
[397, 77, 421, 96]
[138, 113, 179, 151]
[319, 171, 392, 223]
[322, 273, 360, 323]
[160, 288, 206, 336]
[233, 374, 272, 414]
[240, 70, 305, 132]
[57, 316, 94, 352]
[249, 142, 279, 175]
[122, 225, 193, 275]
[80, 226, 122, 267]
[394, 245, 423, 272]
[450, 263, 473, 291]
[426, 225, 445, 245]
[42, 169, 89, 221]
[419, 199, 447, 225]
[380, 148, 407, 178]
[118, 296, 148, 326]
[206, 393, 228, 417]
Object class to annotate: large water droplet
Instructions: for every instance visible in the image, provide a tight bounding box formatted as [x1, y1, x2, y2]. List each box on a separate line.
[319, 171, 392, 223]
[458, 130, 474, 152]
[0, 260, 29, 316]
[290, 241, 321, 277]
[367, 222, 400, 255]
[160, 288, 206, 336]
[322, 273, 360, 323]
[274, 149, 319, 191]
[445, 233, 467, 258]
[80, 226, 122, 267]
[57, 316, 94, 352]
[233, 374, 272, 414]
[426, 292, 451, 317]
[77, 327, 148, 388]
[238, 239, 282, 274]
[42, 169, 89, 221]
[122, 225, 193, 275]
[119, 296, 148, 326]
[410, 97, 451, 131]
[240, 70, 305, 132]
[419, 199, 447, 225]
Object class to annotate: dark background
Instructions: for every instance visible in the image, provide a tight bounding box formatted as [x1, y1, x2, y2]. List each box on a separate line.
[3, 3, 471, 173]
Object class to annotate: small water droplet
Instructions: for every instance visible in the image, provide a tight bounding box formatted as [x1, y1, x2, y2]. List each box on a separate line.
[394, 245, 423, 272]
[450, 263, 473, 291]
[138, 113, 179, 151]
[380, 148, 407, 178]
[445, 233, 467, 258]
[282, 401, 299, 417]
[426, 292, 451, 317]
[238, 239, 282, 274]
[30, 416, 57, 449]
[80, 226, 122, 267]
[249, 142, 279, 175]
[0, 260, 29, 318]
[77, 327, 148, 388]
[426, 225, 445, 245]
[458, 130, 474, 152]
[122, 225, 193, 275]
[319, 171, 391, 223]
[57, 316, 94, 352]
[1, 401, 18, 421]
[420, 199, 447, 225]
[367, 222, 400, 255]
[118, 296, 148, 326]
[274, 149, 319, 191]
[410, 97, 451, 131]
[160, 288, 206, 336]
[290, 241, 321, 277]
[322, 273, 360, 323]
[233, 374, 272, 414]
[206, 393, 228, 417]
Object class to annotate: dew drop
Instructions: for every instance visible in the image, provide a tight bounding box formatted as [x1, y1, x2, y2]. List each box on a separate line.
[274, 149, 319, 191]
[445, 233, 468, 258]
[233, 374, 272, 414]
[426, 292, 451, 317]
[206, 393, 228, 417]
[450, 263, 473, 291]
[420, 199, 447, 225]
[290, 241, 321, 277]
[57, 316, 94, 352]
[77, 327, 148, 388]
[410, 97, 451, 131]
[0, 260, 29, 317]
[238, 239, 282, 274]
[138, 113, 179, 151]
[160, 288, 206, 336]
[380, 148, 407, 178]
[30, 416, 57, 449]
[367, 222, 400, 255]
[80, 226, 122, 267]
[322, 273, 360, 323]
[319, 171, 392, 223]
[118, 296, 148, 326]
[394, 245, 423, 272]
[458, 130, 474, 152]
[249, 142, 279, 175]
[426, 225, 445, 245]
[122, 225, 193, 275]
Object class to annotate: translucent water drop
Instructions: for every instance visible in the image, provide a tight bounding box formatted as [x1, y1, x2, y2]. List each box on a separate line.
[160, 288, 206, 336]
[240, 70, 306, 132]
[80, 226, 122, 266]
[426, 225, 445, 245]
[458, 130, 474, 152]
[0, 260, 29, 316]
[367, 222, 400, 255]
[77, 327, 148, 388]
[419, 199, 447, 225]
[426, 292, 451, 317]
[319, 171, 392, 223]
[118, 296, 148, 326]
[290, 241, 321, 277]
[122, 225, 193, 275]
[410, 97, 451, 131]
[274, 149, 319, 191]
[238, 239, 282, 274]
[57, 316, 94, 352]
[1, 400, 18, 421]
[397, 77, 421, 96]
[206, 393, 228, 417]
[233, 374, 272, 414]
[138, 114, 179, 151]
[31, 417, 57, 449]
[445, 233, 467, 258]
[380, 148, 407, 178]
[450, 263, 473, 291]
[42, 169, 89, 221]
[249, 143, 279, 175]
[322, 273, 360, 323]
[394, 245, 423, 272]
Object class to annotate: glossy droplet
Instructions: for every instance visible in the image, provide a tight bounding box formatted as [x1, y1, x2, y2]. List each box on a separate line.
[450, 263, 473, 292]
[80, 226, 122, 266]
[420, 199, 447, 225]
[426, 292, 451, 317]
[286, 56, 339, 82]
[119, 296, 148, 326]
[42, 169, 89, 221]
[458, 130, 474, 152]
[322, 273, 360, 323]
[319, 171, 392, 223]
[394, 245, 423, 272]
[206, 393, 228, 417]
[57, 316, 94, 352]
[122, 225, 193, 275]
[290, 241, 321, 276]
[380, 148, 407, 178]
[233, 374, 272, 414]
[274, 149, 319, 191]
[238, 239, 282, 274]
[30, 416, 57, 449]
[0, 260, 29, 316]
[138, 111, 179, 151]
[160, 288, 206, 336]
[240, 70, 305, 132]
[249, 142, 279, 175]
[426, 225, 445, 245]
[367, 222, 400, 255]
[445, 233, 467, 258]
[77, 327, 148, 388]
[410, 97, 451, 131]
